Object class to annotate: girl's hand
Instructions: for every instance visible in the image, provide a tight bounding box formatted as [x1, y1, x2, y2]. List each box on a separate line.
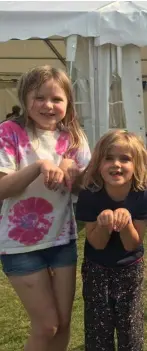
[97, 209, 114, 234]
[40, 160, 64, 190]
[59, 158, 79, 190]
[113, 208, 131, 232]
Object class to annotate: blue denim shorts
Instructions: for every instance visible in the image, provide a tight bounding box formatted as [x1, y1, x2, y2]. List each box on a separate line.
[1, 240, 77, 276]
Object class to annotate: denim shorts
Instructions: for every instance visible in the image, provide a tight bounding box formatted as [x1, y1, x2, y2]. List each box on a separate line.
[1, 240, 77, 276]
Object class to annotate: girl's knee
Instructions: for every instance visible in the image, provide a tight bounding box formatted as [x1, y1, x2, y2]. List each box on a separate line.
[32, 321, 59, 340]
[59, 316, 71, 332]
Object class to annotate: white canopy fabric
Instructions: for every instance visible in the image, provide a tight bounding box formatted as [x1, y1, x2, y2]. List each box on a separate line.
[0, 1, 147, 148]
[0, 1, 147, 46]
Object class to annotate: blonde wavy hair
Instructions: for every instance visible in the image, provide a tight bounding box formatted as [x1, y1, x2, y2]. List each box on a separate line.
[82, 129, 147, 191]
[17, 65, 85, 151]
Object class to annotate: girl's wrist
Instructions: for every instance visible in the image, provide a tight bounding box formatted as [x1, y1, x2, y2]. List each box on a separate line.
[35, 160, 44, 173]
[97, 222, 111, 235]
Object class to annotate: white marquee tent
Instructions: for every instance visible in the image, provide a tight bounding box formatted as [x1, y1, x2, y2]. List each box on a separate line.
[1, 1, 147, 148]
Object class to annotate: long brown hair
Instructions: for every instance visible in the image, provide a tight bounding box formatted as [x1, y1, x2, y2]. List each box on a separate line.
[82, 129, 147, 191]
[17, 65, 86, 150]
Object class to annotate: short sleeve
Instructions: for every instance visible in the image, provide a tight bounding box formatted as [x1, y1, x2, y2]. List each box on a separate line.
[67, 136, 91, 171]
[0, 122, 18, 174]
[134, 190, 147, 220]
[76, 189, 98, 222]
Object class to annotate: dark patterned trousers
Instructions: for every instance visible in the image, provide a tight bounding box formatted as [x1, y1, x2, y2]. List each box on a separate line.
[82, 258, 144, 351]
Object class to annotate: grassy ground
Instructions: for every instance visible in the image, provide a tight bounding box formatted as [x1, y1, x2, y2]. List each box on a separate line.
[0, 225, 147, 351]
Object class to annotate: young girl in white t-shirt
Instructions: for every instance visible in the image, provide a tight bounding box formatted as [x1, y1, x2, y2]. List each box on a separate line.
[0, 65, 91, 351]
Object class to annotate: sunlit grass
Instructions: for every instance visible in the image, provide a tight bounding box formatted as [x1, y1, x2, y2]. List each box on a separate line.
[0, 225, 147, 350]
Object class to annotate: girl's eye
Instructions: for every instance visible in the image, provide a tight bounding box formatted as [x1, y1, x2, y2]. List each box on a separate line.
[53, 97, 63, 102]
[36, 96, 44, 101]
[105, 155, 131, 162]
[105, 156, 113, 161]
[120, 156, 131, 162]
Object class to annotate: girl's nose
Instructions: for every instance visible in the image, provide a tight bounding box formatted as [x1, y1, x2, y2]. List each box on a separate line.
[113, 158, 121, 166]
[44, 100, 53, 109]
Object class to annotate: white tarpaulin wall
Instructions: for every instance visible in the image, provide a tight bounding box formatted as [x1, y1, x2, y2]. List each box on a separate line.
[1, 1, 147, 148]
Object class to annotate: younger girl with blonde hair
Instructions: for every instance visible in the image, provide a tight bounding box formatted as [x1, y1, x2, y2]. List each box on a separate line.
[0, 65, 91, 351]
[76, 129, 147, 351]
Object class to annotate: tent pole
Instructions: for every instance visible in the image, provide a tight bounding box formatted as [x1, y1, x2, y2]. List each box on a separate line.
[88, 38, 96, 148]
[43, 39, 66, 66]
[121, 45, 146, 143]
[94, 44, 110, 138]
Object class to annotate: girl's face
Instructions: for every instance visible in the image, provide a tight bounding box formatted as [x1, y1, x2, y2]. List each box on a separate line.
[100, 145, 134, 189]
[26, 79, 68, 130]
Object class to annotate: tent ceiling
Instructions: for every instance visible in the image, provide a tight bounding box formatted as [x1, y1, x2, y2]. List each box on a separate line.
[0, 39, 66, 76]
[1, 1, 147, 46]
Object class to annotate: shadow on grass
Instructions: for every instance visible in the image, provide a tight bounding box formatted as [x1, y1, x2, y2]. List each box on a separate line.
[144, 312, 147, 321]
[71, 346, 84, 351]
[77, 221, 84, 232]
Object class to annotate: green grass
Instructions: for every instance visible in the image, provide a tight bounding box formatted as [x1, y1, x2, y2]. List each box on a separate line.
[0, 225, 147, 351]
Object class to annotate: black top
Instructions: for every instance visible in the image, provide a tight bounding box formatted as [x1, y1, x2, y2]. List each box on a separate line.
[76, 187, 147, 267]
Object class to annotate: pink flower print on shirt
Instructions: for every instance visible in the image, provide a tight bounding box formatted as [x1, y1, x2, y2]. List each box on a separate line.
[13, 127, 31, 160]
[66, 148, 84, 168]
[69, 217, 77, 236]
[67, 147, 90, 170]
[56, 199, 76, 243]
[0, 127, 15, 156]
[8, 197, 54, 245]
[56, 220, 70, 242]
[56, 218, 76, 244]
[55, 132, 69, 155]
[0, 121, 31, 160]
[66, 148, 77, 160]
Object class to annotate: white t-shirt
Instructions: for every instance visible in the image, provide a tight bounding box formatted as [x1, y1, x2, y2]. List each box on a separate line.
[0, 121, 91, 254]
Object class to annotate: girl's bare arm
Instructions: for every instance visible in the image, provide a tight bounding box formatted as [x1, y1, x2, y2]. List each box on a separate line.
[0, 160, 42, 200]
[86, 222, 111, 250]
[120, 220, 146, 251]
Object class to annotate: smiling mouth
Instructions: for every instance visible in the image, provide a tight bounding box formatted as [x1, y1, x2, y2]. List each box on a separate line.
[40, 113, 56, 117]
[109, 171, 123, 176]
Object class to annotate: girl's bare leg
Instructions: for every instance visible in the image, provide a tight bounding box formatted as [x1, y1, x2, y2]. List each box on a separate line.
[49, 265, 76, 351]
[8, 265, 76, 351]
[9, 269, 58, 351]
